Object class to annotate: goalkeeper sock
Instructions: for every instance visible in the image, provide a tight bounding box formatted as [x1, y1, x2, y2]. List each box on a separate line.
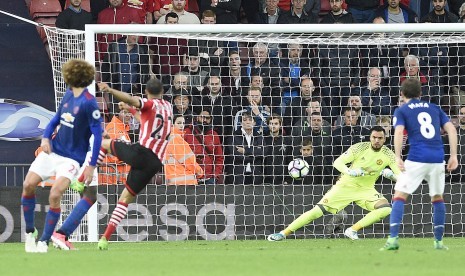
[283, 206, 324, 236]
[432, 199, 446, 241]
[39, 207, 61, 242]
[389, 198, 405, 238]
[21, 194, 36, 233]
[352, 207, 392, 231]
[59, 197, 94, 237]
[103, 202, 128, 240]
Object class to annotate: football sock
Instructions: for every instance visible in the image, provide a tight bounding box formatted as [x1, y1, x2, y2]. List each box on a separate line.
[40, 207, 61, 242]
[21, 194, 36, 233]
[283, 206, 324, 236]
[432, 199, 446, 241]
[59, 197, 94, 237]
[389, 198, 406, 238]
[352, 207, 391, 231]
[102, 202, 128, 240]
[78, 148, 108, 182]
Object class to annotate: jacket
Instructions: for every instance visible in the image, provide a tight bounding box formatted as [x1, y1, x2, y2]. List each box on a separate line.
[375, 3, 418, 23]
[164, 127, 204, 185]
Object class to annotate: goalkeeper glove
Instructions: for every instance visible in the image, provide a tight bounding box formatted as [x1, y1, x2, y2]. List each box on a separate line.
[69, 179, 85, 193]
[346, 168, 365, 177]
[380, 168, 395, 180]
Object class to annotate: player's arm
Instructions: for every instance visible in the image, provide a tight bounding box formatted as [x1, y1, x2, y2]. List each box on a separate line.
[333, 147, 364, 177]
[41, 105, 63, 153]
[97, 82, 141, 108]
[393, 125, 405, 171]
[443, 121, 459, 172]
[119, 102, 141, 122]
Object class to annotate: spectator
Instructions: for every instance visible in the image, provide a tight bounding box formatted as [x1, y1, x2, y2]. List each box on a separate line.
[306, 98, 332, 127]
[447, 0, 465, 17]
[263, 114, 292, 185]
[399, 54, 442, 104]
[244, 43, 281, 110]
[345, 0, 379, 23]
[56, 0, 92, 30]
[199, 0, 242, 24]
[187, 10, 226, 69]
[358, 67, 392, 116]
[172, 88, 196, 126]
[335, 95, 377, 127]
[125, 0, 155, 23]
[283, 78, 319, 133]
[320, 0, 355, 23]
[183, 108, 224, 184]
[279, 43, 311, 116]
[241, 0, 260, 23]
[101, 35, 151, 95]
[374, 0, 418, 23]
[149, 12, 188, 87]
[304, 0, 321, 18]
[291, 112, 332, 161]
[221, 50, 245, 105]
[157, 0, 200, 23]
[226, 112, 265, 185]
[97, 0, 142, 60]
[286, 138, 330, 185]
[459, 2, 465, 17]
[234, 86, 271, 135]
[90, 0, 108, 23]
[255, 0, 282, 24]
[154, 0, 190, 22]
[447, 106, 465, 181]
[277, 0, 318, 23]
[201, 75, 236, 139]
[182, 48, 209, 93]
[332, 108, 370, 156]
[165, 115, 204, 185]
[377, 115, 393, 146]
[421, 0, 459, 22]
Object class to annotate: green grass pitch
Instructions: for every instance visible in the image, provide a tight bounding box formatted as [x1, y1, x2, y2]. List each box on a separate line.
[1, 238, 464, 276]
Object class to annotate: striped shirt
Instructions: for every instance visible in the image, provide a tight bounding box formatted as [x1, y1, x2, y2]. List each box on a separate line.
[138, 98, 173, 161]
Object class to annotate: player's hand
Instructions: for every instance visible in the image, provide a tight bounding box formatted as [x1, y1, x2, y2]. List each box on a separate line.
[447, 155, 458, 172]
[97, 82, 110, 93]
[346, 168, 365, 177]
[83, 165, 96, 185]
[380, 168, 394, 179]
[396, 157, 405, 172]
[40, 138, 52, 154]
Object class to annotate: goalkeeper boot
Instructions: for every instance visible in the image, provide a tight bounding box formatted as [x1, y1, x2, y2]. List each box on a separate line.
[434, 240, 449, 250]
[98, 237, 109, 250]
[36, 241, 48, 253]
[380, 236, 399, 251]
[267, 233, 285, 242]
[25, 228, 38, 253]
[51, 231, 70, 251]
[69, 179, 85, 193]
[344, 227, 359, 240]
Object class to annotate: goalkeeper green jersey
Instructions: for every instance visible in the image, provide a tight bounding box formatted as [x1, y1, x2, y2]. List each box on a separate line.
[333, 142, 401, 188]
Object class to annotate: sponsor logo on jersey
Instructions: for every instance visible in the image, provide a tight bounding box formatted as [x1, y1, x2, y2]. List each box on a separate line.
[61, 112, 75, 128]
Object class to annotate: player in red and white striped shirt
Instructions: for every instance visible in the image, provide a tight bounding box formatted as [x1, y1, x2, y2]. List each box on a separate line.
[96, 79, 172, 250]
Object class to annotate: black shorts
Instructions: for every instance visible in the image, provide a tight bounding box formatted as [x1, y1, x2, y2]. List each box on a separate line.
[111, 140, 162, 195]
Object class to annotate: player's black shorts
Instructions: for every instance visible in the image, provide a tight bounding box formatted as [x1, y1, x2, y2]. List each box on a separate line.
[111, 140, 162, 196]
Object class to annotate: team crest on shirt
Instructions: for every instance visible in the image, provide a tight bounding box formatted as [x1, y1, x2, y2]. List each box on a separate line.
[377, 159, 383, 165]
[73, 106, 79, 114]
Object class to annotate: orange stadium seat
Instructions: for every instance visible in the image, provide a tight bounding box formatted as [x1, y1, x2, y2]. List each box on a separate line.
[65, 0, 91, 12]
[29, 0, 62, 19]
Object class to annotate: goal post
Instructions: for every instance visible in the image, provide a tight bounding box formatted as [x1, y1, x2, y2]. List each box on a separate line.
[45, 22, 465, 241]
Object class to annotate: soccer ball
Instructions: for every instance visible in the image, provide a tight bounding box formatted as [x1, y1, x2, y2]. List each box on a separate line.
[288, 158, 310, 180]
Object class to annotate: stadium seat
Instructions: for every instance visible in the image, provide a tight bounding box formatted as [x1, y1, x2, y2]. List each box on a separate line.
[187, 0, 199, 16]
[34, 17, 56, 43]
[64, 0, 91, 12]
[319, 0, 331, 17]
[29, 0, 62, 19]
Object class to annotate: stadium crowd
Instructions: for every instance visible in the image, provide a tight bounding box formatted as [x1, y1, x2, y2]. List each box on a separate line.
[51, 0, 465, 185]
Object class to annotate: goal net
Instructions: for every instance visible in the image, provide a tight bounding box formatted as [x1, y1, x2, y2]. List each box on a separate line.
[46, 23, 465, 242]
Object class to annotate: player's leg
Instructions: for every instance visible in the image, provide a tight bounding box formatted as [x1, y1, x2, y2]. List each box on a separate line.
[348, 192, 391, 240]
[22, 152, 55, 253]
[268, 184, 350, 241]
[426, 163, 448, 250]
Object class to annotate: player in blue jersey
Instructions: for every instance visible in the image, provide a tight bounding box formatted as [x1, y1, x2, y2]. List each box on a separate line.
[381, 78, 458, 251]
[21, 59, 103, 253]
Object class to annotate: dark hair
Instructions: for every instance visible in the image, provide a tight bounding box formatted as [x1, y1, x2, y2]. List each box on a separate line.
[266, 113, 282, 125]
[165, 12, 178, 22]
[145, 78, 164, 95]
[202, 9, 216, 19]
[241, 112, 254, 121]
[62, 59, 95, 88]
[199, 105, 212, 115]
[401, 78, 422, 99]
[301, 137, 313, 147]
[173, 114, 184, 123]
[370, 125, 386, 135]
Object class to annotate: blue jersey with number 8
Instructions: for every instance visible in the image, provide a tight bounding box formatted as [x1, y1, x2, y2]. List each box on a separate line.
[393, 99, 450, 163]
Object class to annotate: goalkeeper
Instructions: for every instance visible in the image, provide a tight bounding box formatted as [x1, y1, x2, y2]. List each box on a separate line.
[268, 126, 401, 241]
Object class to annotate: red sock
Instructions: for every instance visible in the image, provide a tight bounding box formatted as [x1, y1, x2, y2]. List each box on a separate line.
[78, 147, 108, 182]
[103, 201, 128, 240]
